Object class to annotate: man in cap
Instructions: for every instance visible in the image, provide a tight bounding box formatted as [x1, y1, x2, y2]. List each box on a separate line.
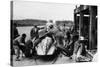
[73, 36, 93, 62]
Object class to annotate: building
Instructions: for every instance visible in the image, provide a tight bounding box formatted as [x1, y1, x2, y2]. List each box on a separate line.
[74, 5, 97, 50]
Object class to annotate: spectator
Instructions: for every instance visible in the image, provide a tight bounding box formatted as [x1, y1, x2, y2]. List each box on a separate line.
[13, 23, 19, 39]
[11, 23, 19, 55]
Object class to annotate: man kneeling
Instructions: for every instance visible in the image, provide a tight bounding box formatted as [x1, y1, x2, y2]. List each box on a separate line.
[73, 36, 93, 62]
[13, 33, 26, 61]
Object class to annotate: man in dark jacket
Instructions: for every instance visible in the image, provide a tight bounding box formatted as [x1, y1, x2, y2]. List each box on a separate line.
[13, 23, 19, 39]
[11, 23, 19, 55]
[30, 25, 39, 40]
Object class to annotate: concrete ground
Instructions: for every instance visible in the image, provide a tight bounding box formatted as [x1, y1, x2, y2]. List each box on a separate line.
[12, 55, 76, 67]
[12, 50, 97, 67]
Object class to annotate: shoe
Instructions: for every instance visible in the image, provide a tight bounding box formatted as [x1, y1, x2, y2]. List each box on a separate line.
[15, 58, 20, 61]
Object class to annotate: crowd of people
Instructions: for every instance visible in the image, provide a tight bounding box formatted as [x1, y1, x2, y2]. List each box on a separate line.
[12, 20, 94, 62]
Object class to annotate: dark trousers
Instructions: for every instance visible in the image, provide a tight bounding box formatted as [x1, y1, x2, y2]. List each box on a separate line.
[56, 41, 74, 57]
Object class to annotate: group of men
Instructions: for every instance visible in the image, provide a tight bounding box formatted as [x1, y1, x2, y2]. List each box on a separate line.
[12, 20, 93, 62]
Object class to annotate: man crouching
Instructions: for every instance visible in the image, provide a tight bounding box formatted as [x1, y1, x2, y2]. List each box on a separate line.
[13, 33, 26, 61]
[73, 36, 93, 62]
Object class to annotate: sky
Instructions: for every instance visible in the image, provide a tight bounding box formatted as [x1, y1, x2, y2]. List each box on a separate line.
[13, 1, 76, 21]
